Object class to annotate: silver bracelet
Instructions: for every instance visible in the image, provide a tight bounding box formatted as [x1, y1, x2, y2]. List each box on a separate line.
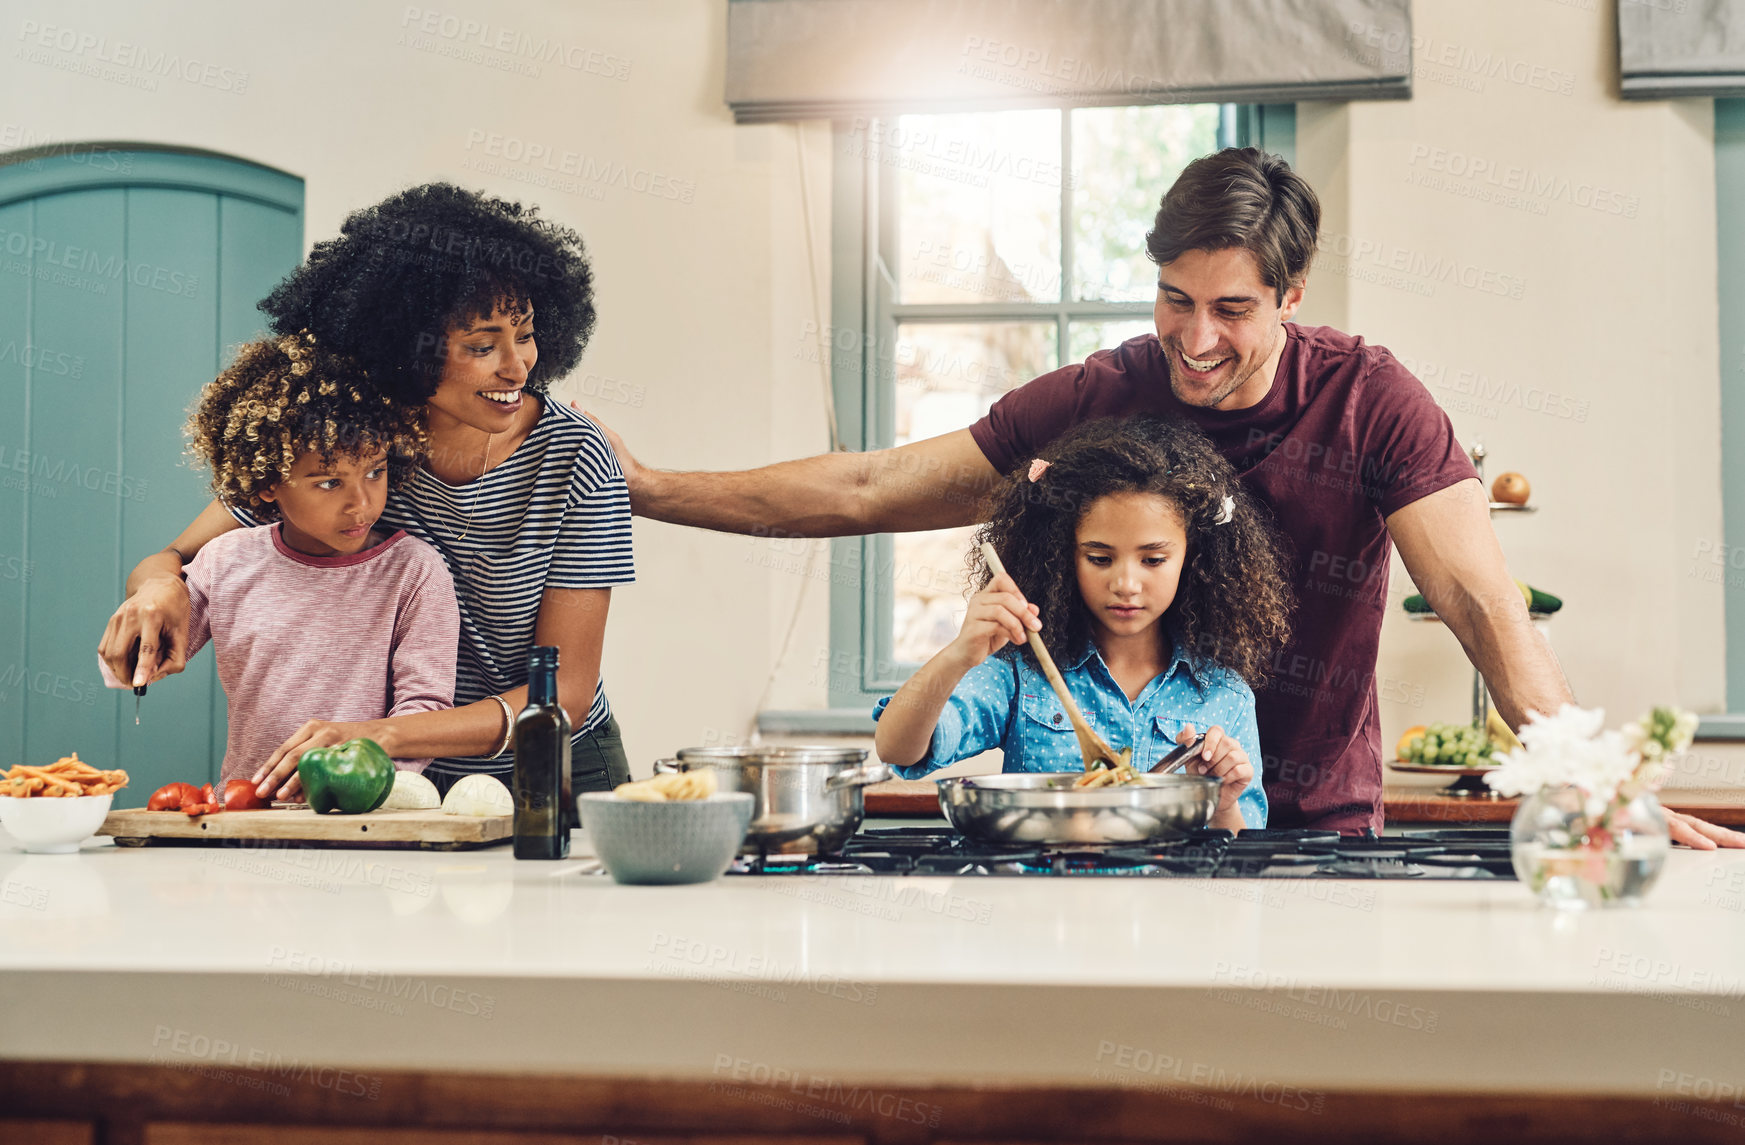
[487, 695, 515, 759]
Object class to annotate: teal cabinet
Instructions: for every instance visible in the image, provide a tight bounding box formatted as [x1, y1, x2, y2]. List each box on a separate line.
[0, 148, 303, 805]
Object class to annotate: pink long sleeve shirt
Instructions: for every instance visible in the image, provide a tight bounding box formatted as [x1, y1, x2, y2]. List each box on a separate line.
[105, 525, 460, 783]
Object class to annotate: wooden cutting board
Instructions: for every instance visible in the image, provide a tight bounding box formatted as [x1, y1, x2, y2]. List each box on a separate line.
[98, 808, 512, 850]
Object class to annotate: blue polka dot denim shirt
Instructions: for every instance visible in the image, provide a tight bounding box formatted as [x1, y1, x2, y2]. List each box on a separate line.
[873, 638, 1268, 829]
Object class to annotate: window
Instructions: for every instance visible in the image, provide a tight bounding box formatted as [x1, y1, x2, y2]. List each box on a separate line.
[793, 104, 1295, 720]
[1707, 97, 1745, 738]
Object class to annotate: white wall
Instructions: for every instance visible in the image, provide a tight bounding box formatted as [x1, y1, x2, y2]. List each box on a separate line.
[6, 0, 1736, 784]
[1294, 0, 1735, 784]
[2, 0, 836, 774]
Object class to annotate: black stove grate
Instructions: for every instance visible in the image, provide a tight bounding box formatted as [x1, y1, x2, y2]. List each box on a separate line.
[725, 825, 1518, 880]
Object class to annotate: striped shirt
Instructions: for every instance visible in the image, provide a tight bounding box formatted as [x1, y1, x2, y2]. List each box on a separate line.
[229, 397, 634, 782]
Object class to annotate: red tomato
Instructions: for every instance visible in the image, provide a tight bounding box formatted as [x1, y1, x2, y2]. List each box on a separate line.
[147, 782, 201, 812]
[222, 780, 270, 810]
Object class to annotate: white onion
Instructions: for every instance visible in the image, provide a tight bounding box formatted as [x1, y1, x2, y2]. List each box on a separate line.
[383, 770, 441, 810]
[441, 773, 512, 817]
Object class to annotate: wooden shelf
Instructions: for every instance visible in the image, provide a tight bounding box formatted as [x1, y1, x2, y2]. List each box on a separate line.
[1405, 611, 1556, 623]
[1386, 785, 1745, 826]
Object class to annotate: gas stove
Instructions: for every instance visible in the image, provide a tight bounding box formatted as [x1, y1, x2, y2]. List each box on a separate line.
[727, 826, 1518, 880]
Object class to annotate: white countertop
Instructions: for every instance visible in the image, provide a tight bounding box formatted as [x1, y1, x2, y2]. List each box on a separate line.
[4, 827, 1743, 1097]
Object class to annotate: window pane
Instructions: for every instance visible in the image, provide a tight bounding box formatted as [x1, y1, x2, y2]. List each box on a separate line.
[896, 110, 1062, 304]
[1071, 104, 1221, 303]
[891, 322, 1055, 664]
[1068, 318, 1156, 367]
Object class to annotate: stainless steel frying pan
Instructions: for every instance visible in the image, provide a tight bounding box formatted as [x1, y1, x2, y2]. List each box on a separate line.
[936, 772, 1220, 846]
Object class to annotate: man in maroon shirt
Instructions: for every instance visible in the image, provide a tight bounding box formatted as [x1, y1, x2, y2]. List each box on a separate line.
[596, 148, 1742, 846]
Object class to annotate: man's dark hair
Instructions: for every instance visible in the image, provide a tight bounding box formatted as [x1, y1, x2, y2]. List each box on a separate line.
[1145, 148, 1320, 305]
[258, 183, 595, 406]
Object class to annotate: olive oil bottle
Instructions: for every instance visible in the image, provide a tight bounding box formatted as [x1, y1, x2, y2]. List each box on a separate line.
[512, 646, 571, 860]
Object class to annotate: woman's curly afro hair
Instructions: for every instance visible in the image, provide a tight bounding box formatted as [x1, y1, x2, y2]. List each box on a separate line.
[187, 332, 428, 522]
[258, 182, 595, 406]
[970, 416, 1294, 689]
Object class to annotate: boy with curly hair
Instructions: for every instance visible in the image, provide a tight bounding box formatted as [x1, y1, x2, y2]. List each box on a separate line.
[101, 333, 460, 785]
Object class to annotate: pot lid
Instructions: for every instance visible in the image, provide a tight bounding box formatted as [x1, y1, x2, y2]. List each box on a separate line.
[674, 745, 869, 766]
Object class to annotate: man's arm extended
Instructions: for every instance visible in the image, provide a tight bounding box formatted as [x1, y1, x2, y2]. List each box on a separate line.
[586, 414, 1002, 536]
[1388, 480, 1745, 850]
[1385, 478, 1572, 729]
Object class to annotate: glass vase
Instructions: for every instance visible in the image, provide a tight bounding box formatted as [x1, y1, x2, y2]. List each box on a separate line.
[1509, 786, 1670, 909]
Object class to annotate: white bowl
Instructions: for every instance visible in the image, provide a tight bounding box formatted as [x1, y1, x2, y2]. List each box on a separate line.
[0, 794, 114, 854]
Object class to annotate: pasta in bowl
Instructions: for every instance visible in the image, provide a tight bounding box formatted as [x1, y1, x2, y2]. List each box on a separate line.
[579, 770, 753, 884]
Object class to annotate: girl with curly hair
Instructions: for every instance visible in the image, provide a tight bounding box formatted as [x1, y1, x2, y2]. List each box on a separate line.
[99, 183, 634, 803]
[99, 333, 459, 785]
[873, 416, 1294, 831]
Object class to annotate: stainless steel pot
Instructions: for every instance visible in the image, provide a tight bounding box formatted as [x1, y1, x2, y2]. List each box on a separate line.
[937, 772, 1220, 845]
[655, 746, 891, 855]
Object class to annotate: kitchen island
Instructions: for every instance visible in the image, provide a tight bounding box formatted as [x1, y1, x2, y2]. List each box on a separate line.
[3, 828, 1744, 1144]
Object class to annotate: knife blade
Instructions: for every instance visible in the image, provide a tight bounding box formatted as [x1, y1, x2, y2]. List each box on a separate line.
[128, 638, 147, 726]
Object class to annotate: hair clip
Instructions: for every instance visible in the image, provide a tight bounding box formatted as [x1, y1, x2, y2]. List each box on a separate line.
[1215, 495, 1236, 526]
[1027, 459, 1049, 482]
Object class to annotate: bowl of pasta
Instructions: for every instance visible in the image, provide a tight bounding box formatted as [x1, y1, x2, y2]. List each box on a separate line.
[0, 756, 130, 854]
[579, 770, 754, 885]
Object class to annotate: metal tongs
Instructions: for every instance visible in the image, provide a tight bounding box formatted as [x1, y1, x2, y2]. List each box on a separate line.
[1147, 732, 1209, 776]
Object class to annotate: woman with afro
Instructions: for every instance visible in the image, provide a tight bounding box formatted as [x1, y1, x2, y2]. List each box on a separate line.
[873, 416, 1294, 831]
[100, 183, 635, 801]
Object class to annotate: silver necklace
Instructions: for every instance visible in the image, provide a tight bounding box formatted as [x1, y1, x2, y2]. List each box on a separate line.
[453, 432, 495, 542]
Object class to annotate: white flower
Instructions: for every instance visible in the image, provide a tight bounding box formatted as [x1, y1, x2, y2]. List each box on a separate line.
[1486, 702, 1698, 826]
[1620, 706, 1697, 795]
[1484, 704, 1636, 817]
[1621, 721, 1657, 760]
[1624, 707, 1698, 755]
[1518, 703, 1606, 750]
[1668, 709, 1698, 754]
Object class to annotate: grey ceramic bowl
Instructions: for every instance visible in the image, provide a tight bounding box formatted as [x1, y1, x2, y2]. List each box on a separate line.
[577, 792, 754, 885]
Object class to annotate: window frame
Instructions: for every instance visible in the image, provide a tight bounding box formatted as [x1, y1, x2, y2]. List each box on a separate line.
[1702, 97, 1745, 740]
[769, 103, 1297, 727]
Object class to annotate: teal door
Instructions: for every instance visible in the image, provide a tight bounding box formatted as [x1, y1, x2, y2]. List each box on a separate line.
[0, 148, 303, 806]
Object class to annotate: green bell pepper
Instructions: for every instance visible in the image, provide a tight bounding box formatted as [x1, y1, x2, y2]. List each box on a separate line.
[297, 738, 395, 814]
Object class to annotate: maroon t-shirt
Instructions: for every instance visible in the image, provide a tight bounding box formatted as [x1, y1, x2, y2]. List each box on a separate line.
[970, 324, 1477, 833]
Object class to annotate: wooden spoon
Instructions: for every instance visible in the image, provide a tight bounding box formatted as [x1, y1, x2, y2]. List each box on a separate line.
[980, 543, 1127, 772]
